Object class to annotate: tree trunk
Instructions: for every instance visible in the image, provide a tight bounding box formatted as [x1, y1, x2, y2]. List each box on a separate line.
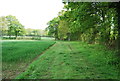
[15, 31, 18, 39]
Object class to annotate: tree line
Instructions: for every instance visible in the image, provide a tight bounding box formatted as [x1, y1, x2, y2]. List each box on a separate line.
[0, 15, 25, 38]
[0, 15, 46, 38]
[46, 2, 120, 50]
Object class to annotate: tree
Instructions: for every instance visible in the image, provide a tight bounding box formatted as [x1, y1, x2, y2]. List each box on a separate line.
[0, 16, 8, 36]
[46, 17, 59, 40]
[46, 2, 119, 50]
[58, 20, 69, 40]
[5, 15, 25, 38]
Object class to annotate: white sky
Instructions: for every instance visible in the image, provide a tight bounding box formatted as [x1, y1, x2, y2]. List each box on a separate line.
[0, 0, 64, 30]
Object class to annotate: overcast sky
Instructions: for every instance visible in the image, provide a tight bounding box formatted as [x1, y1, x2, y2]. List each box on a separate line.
[0, 0, 64, 30]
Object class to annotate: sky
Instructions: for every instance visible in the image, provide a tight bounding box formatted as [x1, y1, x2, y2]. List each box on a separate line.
[0, 0, 64, 30]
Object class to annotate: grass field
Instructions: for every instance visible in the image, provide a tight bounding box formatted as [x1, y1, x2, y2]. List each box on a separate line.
[16, 41, 119, 79]
[2, 40, 55, 79]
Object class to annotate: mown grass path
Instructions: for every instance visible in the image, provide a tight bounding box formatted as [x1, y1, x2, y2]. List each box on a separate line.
[16, 41, 119, 79]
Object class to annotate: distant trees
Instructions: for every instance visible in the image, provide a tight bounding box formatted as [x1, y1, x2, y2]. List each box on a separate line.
[0, 16, 8, 36]
[46, 2, 119, 49]
[25, 28, 46, 36]
[0, 15, 25, 38]
[0, 15, 47, 39]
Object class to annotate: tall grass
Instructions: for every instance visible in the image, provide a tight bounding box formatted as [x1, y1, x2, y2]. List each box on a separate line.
[2, 40, 55, 78]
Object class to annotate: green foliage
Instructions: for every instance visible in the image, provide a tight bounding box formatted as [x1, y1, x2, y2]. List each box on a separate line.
[0, 15, 25, 38]
[25, 28, 46, 36]
[58, 20, 69, 40]
[0, 16, 8, 36]
[6, 15, 25, 38]
[46, 17, 59, 40]
[46, 2, 119, 48]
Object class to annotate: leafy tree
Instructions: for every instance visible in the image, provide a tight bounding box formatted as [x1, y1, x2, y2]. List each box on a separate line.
[58, 20, 69, 40]
[0, 16, 8, 36]
[5, 15, 25, 38]
[25, 28, 46, 36]
[46, 17, 59, 40]
[46, 2, 119, 50]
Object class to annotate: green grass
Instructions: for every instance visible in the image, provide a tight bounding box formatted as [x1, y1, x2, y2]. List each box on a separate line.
[2, 40, 55, 79]
[16, 41, 119, 79]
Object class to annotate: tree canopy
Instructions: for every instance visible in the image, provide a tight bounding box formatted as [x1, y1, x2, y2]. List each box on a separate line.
[46, 2, 119, 50]
[0, 15, 25, 38]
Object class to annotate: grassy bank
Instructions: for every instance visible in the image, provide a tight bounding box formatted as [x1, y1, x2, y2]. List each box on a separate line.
[16, 41, 119, 79]
[2, 40, 55, 79]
